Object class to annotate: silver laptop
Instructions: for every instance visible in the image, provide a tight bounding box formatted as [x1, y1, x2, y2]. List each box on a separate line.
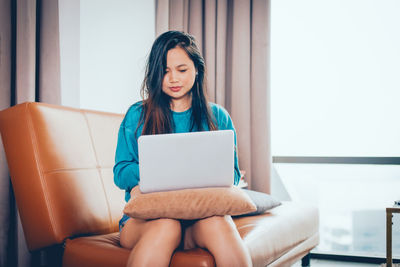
[138, 130, 234, 193]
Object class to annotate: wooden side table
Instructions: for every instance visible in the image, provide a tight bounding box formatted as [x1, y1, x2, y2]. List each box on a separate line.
[387, 206, 400, 267]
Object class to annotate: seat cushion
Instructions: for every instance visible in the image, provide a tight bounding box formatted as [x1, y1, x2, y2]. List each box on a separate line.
[62, 233, 215, 267]
[63, 202, 319, 267]
[63, 233, 129, 267]
[234, 201, 319, 267]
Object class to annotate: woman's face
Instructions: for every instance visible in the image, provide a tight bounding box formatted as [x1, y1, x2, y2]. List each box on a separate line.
[162, 46, 196, 109]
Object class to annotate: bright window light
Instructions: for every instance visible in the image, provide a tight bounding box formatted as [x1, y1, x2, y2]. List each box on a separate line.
[271, 0, 400, 157]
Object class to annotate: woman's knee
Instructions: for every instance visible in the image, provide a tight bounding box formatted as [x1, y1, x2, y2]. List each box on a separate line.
[192, 216, 252, 267]
[144, 218, 182, 244]
[195, 216, 235, 235]
[120, 218, 181, 249]
[192, 216, 238, 248]
[125, 218, 182, 267]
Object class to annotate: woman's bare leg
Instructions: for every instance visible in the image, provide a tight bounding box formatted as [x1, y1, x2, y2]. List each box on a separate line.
[185, 215, 252, 267]
[120, 218, 181, 267]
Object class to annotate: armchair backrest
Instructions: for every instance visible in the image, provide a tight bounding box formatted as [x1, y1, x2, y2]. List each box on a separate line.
[0, 102, 125, 251]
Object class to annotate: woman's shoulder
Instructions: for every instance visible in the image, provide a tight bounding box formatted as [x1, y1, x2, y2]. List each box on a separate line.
[123, 101, 144, 129]
[208, 102, 229, 115]
[208, 102, 232, 127]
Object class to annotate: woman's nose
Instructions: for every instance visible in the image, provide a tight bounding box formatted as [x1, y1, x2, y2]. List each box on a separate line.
[169, 71, 178, 82]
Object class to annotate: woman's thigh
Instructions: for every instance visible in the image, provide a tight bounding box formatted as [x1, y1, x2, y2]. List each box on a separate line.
[120, 217, 182, 249]
[184, 216, 252, 267]
[184, 215, 239, 249]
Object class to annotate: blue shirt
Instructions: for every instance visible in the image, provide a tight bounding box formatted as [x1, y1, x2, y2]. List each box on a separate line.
[113, 101, 241, 202]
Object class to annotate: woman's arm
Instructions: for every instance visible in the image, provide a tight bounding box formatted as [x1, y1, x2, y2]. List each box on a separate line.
[113, 125, 140, 192]
[211, 103, 241, 185]
[113, 103, 143, 201]
[227, 120, 241, 186]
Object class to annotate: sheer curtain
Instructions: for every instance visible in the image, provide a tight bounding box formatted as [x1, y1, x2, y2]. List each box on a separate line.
[0, 0, 61, 266]
[155, 0, 271, 193]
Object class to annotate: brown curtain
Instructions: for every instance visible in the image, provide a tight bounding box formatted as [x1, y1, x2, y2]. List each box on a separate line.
[155, 0, 271, 193]
[0, 0, 61, 266]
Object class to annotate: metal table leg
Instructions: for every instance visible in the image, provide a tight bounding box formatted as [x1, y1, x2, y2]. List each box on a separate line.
[388, 208, 393, 267]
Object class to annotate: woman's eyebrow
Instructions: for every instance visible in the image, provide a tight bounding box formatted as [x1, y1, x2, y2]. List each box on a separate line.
[166, 64, 188, 69]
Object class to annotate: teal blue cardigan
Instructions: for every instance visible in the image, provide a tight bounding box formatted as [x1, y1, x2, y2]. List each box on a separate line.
[113, 101, 241, 202]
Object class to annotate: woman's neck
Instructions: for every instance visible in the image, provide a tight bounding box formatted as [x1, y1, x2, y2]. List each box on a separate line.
[170, 95, 192, 112]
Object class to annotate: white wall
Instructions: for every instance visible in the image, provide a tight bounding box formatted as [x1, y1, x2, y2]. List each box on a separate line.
[271, 0, 400, 157]
[59, 0, 80, 109]
[59, 0, 155, 114]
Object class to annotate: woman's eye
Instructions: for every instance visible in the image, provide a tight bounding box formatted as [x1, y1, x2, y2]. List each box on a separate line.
[179, 69, 187, 73]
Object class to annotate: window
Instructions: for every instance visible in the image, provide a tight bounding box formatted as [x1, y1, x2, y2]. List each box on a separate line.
[271, 0, 400, 260]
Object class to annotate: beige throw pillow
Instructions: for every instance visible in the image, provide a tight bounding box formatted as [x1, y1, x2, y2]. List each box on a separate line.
[123, 186, 257, 220]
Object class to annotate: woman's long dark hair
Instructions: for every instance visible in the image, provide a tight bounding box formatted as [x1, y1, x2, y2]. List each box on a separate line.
[138, 31, 217, 135]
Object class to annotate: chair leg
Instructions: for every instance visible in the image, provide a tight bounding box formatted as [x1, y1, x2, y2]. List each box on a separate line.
[32, 244, 64, 267]
[301, 253, 311, 267]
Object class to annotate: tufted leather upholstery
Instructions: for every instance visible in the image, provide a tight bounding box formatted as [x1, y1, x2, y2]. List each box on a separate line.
[0, 102, 319, 267]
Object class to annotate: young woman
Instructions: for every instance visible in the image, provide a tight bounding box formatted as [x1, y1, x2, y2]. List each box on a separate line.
[113, 31, 252, 267]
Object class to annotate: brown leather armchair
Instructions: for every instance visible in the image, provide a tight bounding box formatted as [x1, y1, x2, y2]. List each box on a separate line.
[0, 102, 319, 267]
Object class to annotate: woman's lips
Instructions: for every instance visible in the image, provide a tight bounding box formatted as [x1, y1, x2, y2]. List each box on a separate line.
[169, 86, 182, 92]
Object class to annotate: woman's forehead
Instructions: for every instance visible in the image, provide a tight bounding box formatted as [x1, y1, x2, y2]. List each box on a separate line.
[166, 47, 194, 67]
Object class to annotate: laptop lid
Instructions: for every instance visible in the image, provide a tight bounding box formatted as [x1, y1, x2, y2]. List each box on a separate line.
[138, 130, 234, 193]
